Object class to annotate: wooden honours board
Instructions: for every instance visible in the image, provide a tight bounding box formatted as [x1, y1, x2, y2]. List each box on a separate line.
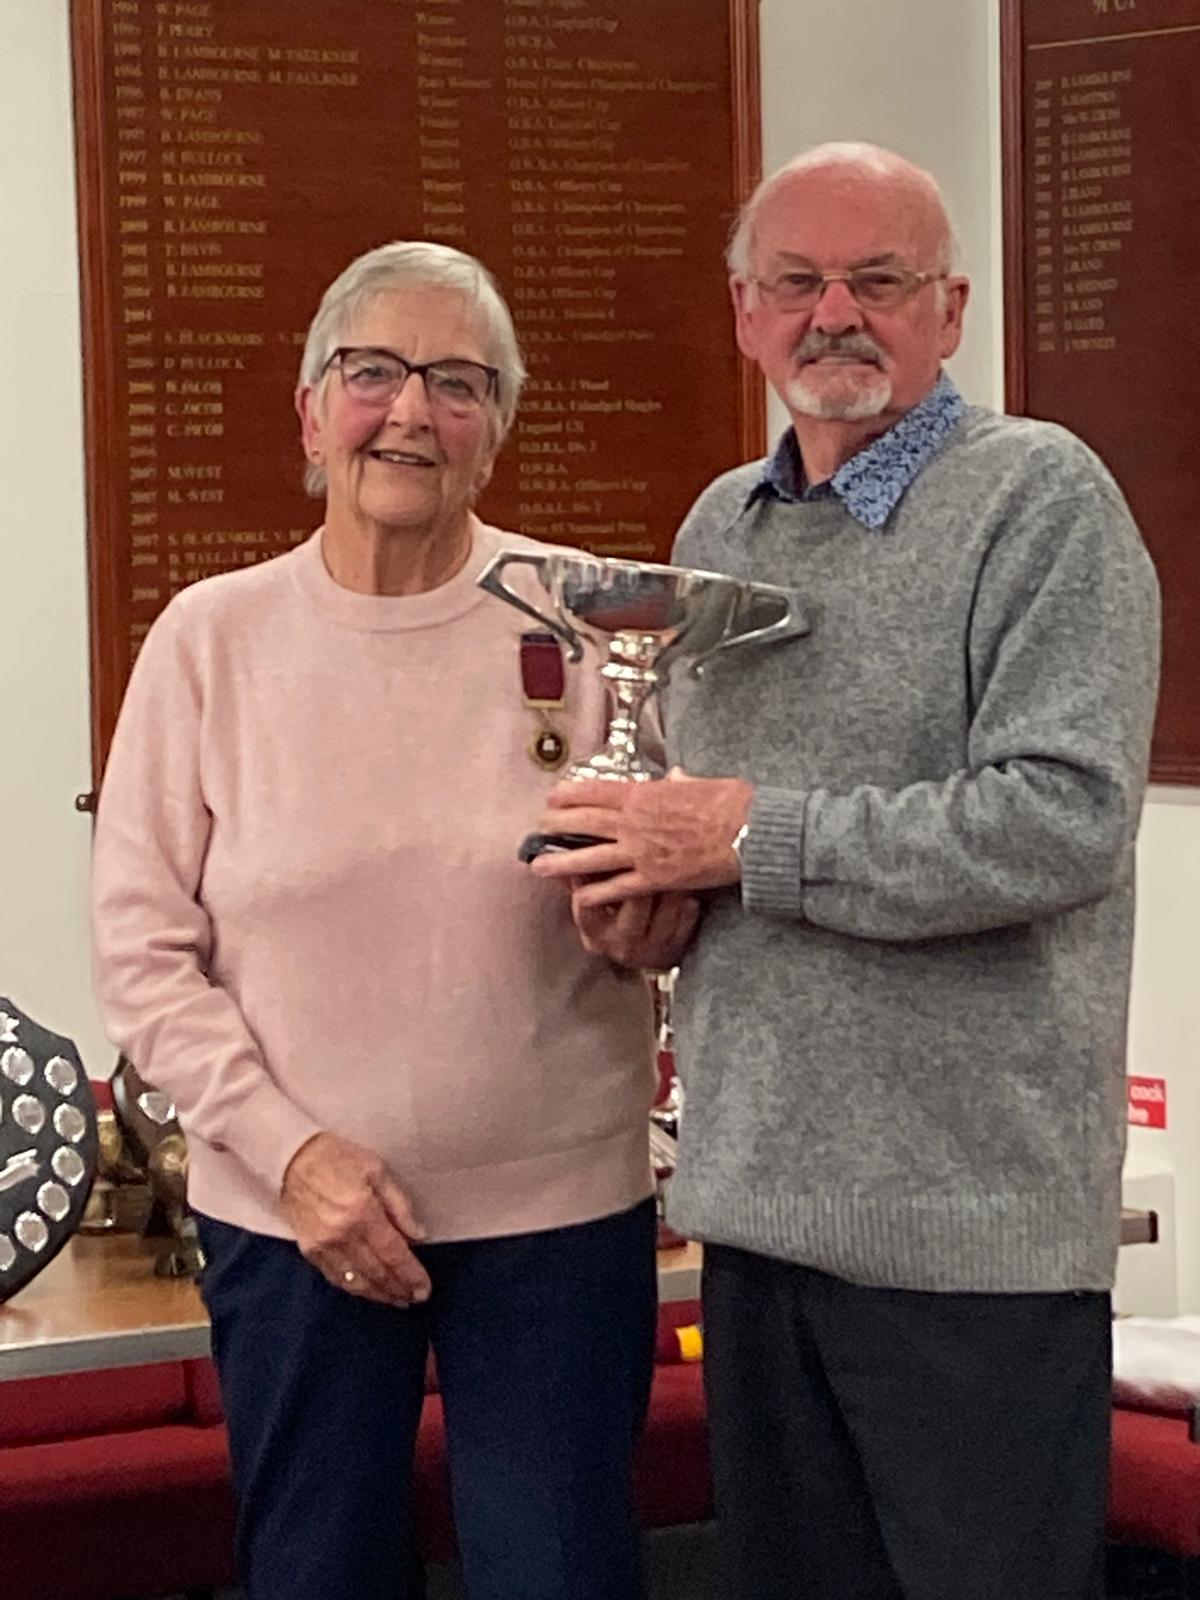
[1002, 0, 1200, 783]
[72, 0, 761, 776]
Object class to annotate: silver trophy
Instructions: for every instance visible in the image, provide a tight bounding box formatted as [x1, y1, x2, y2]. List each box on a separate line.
[477, 549, 808, 857]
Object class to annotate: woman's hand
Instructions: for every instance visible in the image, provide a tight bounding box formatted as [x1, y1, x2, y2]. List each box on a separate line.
[571, 881, 700, 971]
[281, 1131, 431, 1307]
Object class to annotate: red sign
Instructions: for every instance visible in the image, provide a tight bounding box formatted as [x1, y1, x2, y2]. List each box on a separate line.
[1127, 1076, 1168, 1130]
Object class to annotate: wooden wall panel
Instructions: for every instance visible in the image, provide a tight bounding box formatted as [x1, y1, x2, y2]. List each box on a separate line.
[1002, 0, 1200, 783]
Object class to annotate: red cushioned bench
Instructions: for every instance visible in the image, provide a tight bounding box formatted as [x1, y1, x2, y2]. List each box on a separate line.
[1109, 1403, 1200, 1558]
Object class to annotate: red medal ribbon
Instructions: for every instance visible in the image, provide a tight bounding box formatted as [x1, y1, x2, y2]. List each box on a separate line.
[520, 630, 565, 708]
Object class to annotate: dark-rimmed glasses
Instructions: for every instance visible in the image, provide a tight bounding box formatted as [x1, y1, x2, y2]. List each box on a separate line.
[324, 347, 499, 416]
[750, 267, 947, 312]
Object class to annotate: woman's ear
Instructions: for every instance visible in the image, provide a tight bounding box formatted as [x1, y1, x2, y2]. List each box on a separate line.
[296, 384, 324, 464]
[472, 447, 497, 500]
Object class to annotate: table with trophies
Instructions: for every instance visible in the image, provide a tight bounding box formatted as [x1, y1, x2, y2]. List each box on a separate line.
[0, 1212, 1157, 1385]
[0, 1233, 707, 1384]
[0, 972, 702, 1380]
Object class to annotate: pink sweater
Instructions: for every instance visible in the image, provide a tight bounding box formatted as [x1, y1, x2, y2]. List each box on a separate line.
[92, 520, 655, 1241]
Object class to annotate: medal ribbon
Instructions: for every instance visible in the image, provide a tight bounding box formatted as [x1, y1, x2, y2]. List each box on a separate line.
[520, 631, 565, 708]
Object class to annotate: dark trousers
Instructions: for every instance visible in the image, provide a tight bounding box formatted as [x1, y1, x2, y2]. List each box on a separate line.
[195, 1199, 657, 1600]
[702, 1244, 1113, 1600]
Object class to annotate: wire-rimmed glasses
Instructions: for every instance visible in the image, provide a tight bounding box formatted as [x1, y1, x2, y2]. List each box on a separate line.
[750, 267, 947, 312]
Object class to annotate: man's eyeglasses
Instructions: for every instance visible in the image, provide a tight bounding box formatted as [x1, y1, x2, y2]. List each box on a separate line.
[323, 347, 499, 416]
[750, 267, 947, 312]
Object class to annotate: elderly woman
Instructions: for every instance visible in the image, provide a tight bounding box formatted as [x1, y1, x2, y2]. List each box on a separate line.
[92, 242, 689, 1600]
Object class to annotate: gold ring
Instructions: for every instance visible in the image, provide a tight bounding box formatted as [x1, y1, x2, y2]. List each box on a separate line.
[343, 1268, 357, 1286]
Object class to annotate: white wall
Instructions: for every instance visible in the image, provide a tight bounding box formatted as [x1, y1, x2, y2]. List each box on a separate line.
[5, 0, 1197, 1304]
[0, 2, 107, 1069]
[1122, 788, 1200, 1312]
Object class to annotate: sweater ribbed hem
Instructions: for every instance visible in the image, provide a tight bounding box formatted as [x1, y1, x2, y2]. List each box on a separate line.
[740, 786, 807, 918]
[666, 1170, 1119, 1293]
[188, 1120, 654, 1245]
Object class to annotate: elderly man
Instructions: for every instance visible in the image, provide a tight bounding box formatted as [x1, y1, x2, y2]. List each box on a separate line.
[532, 143, 1160, 1599]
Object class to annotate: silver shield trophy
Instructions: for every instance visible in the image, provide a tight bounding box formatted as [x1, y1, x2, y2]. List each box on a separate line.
[477, 549, 808, 858]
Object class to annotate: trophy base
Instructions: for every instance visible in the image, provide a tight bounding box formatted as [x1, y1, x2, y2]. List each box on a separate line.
[517, 831, 607, 864]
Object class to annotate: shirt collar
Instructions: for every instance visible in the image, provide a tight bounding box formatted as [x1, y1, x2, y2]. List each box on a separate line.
[751, 370, 966, 531]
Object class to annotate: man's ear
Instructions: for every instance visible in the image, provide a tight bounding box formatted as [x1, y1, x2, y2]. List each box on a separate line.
[730, 275, 761, 364]
[938, 276, 970, 361]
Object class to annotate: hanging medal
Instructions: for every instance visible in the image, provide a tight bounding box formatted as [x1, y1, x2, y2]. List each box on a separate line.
[520, 630, 570, 771]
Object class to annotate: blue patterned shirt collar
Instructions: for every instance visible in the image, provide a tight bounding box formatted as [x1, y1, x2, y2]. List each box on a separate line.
[752, 370, 966, 530]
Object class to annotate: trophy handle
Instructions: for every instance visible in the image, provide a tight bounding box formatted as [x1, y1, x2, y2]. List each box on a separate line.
[477, 551, 585, 662]
[687, 596, 810, 677]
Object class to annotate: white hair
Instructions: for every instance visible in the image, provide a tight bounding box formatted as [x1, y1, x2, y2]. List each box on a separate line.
[298, 240, 527, 496]
[726, 141, 960, 282]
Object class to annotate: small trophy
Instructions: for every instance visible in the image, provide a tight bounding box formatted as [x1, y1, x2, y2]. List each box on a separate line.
[80, 1058, 203, 1279]
[477, 549, 808, 858]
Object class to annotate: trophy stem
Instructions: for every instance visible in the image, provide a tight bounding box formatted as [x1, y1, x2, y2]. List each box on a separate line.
[567, 633, 662, 782]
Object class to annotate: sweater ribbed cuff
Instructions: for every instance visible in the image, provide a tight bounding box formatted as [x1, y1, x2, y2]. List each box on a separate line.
[741, 786, 808, 919]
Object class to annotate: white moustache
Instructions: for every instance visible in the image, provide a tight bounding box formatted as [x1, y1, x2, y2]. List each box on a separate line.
[795, 337, 884, 366]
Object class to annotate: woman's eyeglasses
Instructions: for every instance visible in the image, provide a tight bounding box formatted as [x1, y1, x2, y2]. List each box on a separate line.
[324, 347, 499, 416]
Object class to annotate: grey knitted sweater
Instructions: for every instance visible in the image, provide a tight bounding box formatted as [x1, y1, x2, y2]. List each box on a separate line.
[664, 405, 1160, 1292]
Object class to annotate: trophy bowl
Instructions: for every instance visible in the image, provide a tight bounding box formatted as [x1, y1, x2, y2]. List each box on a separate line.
[477, 549, 808, 857]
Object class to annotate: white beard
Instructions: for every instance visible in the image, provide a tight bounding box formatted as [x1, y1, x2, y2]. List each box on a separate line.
[785, 365, 893, 421]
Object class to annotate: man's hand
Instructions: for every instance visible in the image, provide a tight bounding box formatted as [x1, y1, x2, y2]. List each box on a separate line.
[570, 880, 701, 969]
[281, 1131, 431, 1307]
[530, 768, 753, 908]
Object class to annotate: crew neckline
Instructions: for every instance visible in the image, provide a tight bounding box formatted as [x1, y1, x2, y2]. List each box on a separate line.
[291, 516, 503, 632]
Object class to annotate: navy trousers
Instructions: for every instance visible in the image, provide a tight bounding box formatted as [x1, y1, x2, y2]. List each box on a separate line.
[195, 1198, 657, 1600]
[702, 1244, 1113, 1600]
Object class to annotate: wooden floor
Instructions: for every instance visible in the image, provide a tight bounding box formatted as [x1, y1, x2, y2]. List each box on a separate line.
[110, 1538, 1200, 1600]
[110, 1526, 725, 1600]
[1107, 1546, 1200, 1600]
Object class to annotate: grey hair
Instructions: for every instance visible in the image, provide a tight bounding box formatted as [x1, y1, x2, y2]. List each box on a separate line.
[298, 240, 527, 496]
[726, 141, 961, 282]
